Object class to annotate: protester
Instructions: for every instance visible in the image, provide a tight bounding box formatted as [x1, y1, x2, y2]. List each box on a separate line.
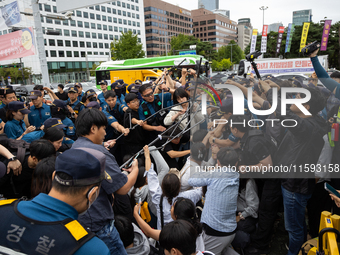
[55, 84, 69, 101]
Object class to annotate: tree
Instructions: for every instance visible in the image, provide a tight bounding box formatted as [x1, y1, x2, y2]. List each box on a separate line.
[211, 58, 232, 71]
[170, 33, 216, 60]
[217, 40, 244, 64]
[111, 31, 145, 60]
[9, 67, 21, 83]
[90, 62, 102, 76]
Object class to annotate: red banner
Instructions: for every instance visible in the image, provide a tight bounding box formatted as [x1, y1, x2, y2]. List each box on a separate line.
[0, 27, 35, 61]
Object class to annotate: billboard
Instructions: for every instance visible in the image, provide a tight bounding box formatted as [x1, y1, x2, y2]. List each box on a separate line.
[0, 0, 21, 30]
[0, 27, 35, 61]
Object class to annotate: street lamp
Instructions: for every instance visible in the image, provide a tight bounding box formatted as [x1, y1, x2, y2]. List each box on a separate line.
[226, 43, 238, 63]
[259, 6, 268, 28]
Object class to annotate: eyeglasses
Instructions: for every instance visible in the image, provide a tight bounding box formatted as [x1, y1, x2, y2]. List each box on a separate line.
[142, 92, 154, 98]
[130, 100, 140, 104]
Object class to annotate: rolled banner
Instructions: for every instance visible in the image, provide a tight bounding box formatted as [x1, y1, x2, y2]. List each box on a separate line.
[250, 29, 258, 53]
[320, 20, 332, 51]
[275, 26, 285, 57]
[299, 22, 310, 52]
[261, 25, 268, 53]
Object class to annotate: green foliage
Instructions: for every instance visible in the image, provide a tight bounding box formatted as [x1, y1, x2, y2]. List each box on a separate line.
[170, 34, 216, 60]
[217, 40, 245, 64]
[90, 62, 102, 76]
[243, 21, 340, 69]
[211, 58, 232, 71]
[0, 67, 33, 83]
[111, 31, 145, 60]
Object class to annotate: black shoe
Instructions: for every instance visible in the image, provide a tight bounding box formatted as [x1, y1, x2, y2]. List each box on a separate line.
[244, 246, 270, 255]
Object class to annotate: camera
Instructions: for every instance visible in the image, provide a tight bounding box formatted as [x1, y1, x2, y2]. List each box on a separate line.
[301, 41, 321, 57]
[246, 51, 262, 62]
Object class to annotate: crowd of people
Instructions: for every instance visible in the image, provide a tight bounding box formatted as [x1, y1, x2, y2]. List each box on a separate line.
[0, 48, 340, 255]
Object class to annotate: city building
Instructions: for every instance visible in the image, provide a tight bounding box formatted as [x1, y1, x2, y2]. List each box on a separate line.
[143, 0, 193, 57]
[0, 0, 146, 84]
[198, 0, 219, 11]
[268, 22, 284, 33]
[237, 26, 252, 51]
[192, 8, 237, 50]
[212, 9, 230, 19]
[292, 9, 312, 26]
[238, 18, 252, 27]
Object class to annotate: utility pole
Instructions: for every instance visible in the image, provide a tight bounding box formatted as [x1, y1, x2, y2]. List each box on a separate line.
[20, 58, 24, 84]
[32, 0, 50, 87]
[259, 6, 268, 28]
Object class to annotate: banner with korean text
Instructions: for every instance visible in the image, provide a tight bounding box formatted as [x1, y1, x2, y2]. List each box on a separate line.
[299, 22, 310, 52]
[261, 25, 268, 53]
[321, 20, 332, 51]
[275, 26, 285, 56]
[285, 23, 295, 53]
[0, 0, 21, 30]
[0, 27, 35, 61]
[250, 29, 258, 53]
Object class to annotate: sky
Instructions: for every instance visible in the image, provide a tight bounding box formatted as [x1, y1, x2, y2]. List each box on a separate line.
[162, 0, 340, 32]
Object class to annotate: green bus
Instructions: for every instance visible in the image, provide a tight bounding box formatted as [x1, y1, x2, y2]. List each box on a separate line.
[95, 54, 210, 88]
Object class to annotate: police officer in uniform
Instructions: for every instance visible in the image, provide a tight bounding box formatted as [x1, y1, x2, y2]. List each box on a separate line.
[0, 148, 111, 255]
[115, 79, 126, 104]
[75, 82, 85, 102]
[27, 90, 51, 128]
[51, 100, 77, 141]
[65, 86, 84, 123]
[138, 83, 175, 142]
[98, 80, 109, 108]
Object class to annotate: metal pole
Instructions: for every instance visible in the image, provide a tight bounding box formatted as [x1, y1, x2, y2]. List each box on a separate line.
[86, 53, 90, 80]
[231, 45, 232, 63]
[165, 37, 168, 56]
[32, 0, 50, 87]
[259, 6, 268, 29]
[20, 58, 25, 85]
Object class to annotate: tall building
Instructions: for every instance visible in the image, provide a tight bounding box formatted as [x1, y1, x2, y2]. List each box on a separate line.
[238, 18, 252, 27]
[192, 8, 237, 50]
[237, 18, 252, 51]
[143, 0, 193, 57]
[0, 0, 146, 84]
[198, 0, 219, 11]
[268, 22, 283, 33]
[292, 9, 312, 26]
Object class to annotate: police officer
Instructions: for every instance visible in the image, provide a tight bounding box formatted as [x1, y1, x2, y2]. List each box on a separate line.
[138, 83, 175, 140]
[28, 90, 51, 128]
[0, 148, 110, 255]
[65, 86, 84, 123]
[98, 80, 109, 108]
[115, 79, 126, 104]
[51, 100, 77, 141]
[127, 83, 142, 102]
[43, 118, 74, 149]
[75, 82, 85, 102]
[103, 90, 127, 125]
[4, 101, 44, 142]
[0, 86, 17, 123]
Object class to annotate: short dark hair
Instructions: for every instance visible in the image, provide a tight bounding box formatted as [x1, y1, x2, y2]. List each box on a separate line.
[330, 71, 340, 79]
[159, 220, 197, 255]
[304, 87, 326, 115]
[217, 147, 239, 166]
[229, 115, 249, 133]
[125, 93, 138, 104]
[4, 90, 15, 99]
[165, 126, 182, 137]
[190, 142, 207, 162]
[114, 215, 134, 248]
[42, 126, 64, 143]
[6, 110, 15, 121]
[173, 88, 189, 105]
[31, 156, 56, 197]
[75, 108, 108, 136]
[58, 84, 64, 89]
[192, 129, 208, 143]
[30, 139, 56, 161]
[139, 84, 152, 94]
[33, 85, 44, 91]
[104, 90, 116, 99]
[52, 172, 99, 195]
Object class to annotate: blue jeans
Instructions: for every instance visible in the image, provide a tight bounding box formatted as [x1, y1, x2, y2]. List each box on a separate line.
[282, 186, 312, 255]
[96, 220, 127, 255]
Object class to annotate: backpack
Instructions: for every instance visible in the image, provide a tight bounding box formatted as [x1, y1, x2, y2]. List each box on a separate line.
[0, 134, 30, 163]
[246, 129, 278, 158]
